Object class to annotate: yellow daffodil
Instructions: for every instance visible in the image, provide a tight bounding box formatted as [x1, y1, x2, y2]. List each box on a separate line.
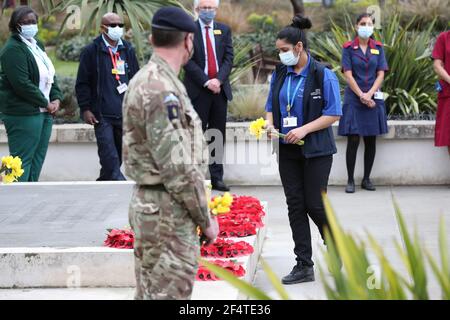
[209, 192, 234, 216]
[2, 173, 16, 184]
[1, 155, 24, 184]
[248, 117, 305, 146]
[249, 117, 267, 139]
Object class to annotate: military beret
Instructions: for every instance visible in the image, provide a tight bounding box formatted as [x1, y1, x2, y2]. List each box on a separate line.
[152, 6, 196, 33]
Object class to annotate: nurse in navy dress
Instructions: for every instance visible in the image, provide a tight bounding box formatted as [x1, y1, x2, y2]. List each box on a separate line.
[338, 13, 389, 193]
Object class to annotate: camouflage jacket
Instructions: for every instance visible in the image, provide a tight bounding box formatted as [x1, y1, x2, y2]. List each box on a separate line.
[123, 54, 210, 231]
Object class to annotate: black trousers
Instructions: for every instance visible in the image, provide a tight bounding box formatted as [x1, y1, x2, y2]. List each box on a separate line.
[278, 143, 333, 267]
[94, 116, 126, 181]
[192, 90, 228, 182]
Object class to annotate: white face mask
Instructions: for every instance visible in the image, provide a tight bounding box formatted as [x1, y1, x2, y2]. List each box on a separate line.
[279, 50, 299, 66]
[20, 24, 38, 39]
[107, 26, 124, 41]
[358, 26, 374, 39]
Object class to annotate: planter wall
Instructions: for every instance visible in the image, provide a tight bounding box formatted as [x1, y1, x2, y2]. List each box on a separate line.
[1, 121, 449, 185]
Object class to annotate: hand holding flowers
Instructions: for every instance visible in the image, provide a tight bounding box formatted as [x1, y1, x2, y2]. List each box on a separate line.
[249, 117, 305, 146]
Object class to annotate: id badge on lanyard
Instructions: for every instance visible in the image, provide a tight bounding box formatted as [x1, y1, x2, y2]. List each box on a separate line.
[283, 75, 303, 128]
[109, 48, 128, 94]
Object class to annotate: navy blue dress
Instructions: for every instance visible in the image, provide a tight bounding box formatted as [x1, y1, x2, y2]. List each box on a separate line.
[338, 37, 389, 137]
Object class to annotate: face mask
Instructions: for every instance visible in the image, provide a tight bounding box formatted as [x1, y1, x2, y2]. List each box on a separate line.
[279, 50, 300, 66]
[107, 26, 124, 41]
[20, 24, 38, 39]
[199, 10, 216, 25]
[358, 26, 374, 39]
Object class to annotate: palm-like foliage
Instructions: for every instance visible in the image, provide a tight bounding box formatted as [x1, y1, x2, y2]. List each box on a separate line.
[321, 195, 449, 300]
[310, 14, 438, 116]
[55, 0, 181, 59]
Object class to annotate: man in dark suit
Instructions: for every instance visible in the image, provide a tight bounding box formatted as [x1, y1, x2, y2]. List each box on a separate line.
[184, 0, 234, 191]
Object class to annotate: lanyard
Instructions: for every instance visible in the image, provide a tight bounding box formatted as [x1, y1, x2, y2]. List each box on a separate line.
[286, 75, 304, 117]
[108, 48, 122, 84]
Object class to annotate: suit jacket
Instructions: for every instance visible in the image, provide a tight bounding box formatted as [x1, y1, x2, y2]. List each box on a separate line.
[183, 20, 233, 101]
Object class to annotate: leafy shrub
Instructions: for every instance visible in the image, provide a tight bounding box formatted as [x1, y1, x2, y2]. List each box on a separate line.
[37, 15, 58, 46]
[56, 35, 93, 62]
[391, 0, 450, 31]
[228, 85, 268, 122]
[54, 76, 81, 124]
[233, 12, 282, 60]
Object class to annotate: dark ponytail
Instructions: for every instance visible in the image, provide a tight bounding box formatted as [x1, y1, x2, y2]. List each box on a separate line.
[277, 14, 312, 49]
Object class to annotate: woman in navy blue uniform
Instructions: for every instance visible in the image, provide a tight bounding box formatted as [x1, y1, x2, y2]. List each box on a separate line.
[265, 15, 342, 285]
[338, 13, 389, 193]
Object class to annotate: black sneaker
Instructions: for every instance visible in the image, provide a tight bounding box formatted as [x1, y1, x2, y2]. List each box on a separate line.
[281, 264, 315, 285]
[361, 178, 376, 191]
[345, 180, 355, 193]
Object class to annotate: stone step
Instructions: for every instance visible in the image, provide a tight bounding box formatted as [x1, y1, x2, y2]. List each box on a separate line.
[0, 204, 267, 300]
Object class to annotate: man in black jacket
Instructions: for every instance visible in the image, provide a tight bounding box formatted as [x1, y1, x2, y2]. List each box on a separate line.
[184, 0, 234, 191]
[76, 13, 139, 181]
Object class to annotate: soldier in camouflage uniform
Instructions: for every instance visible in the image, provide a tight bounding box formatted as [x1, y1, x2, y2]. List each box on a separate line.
[122, 7, 219, 300]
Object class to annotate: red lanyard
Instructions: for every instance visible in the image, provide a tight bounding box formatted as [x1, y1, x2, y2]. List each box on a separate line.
[108, 48, 121, 82]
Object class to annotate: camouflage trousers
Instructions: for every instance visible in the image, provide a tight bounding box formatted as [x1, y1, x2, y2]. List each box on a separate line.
[129, 184, 200, 300]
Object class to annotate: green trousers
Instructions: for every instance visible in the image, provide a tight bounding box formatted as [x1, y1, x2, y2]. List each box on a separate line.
[2, 113, 53, 182]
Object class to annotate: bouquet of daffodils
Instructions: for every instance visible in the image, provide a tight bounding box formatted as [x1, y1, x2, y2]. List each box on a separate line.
[198, 192, 234, 244]
[249, 117, 304, 146]
[208, 192, 233, 215]
[0, 156, 24, 183]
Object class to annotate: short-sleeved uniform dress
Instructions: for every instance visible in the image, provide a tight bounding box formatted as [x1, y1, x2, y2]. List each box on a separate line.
[338, 37, 389, 137]
[432, 31, 450, 147]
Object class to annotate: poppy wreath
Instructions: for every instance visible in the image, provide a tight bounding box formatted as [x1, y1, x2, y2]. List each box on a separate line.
[104, 228, 134, 249]
[216, 196, 265, 238]
[196, 259, 246, 281]
[218, 218, 257, 238]
[201, 238, 254, 258]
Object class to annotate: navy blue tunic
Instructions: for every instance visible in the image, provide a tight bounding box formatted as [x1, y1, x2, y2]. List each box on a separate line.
[338, 37, 389, 137]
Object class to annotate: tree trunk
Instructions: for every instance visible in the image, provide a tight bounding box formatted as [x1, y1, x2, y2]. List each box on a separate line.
[290, 0, 305, 15]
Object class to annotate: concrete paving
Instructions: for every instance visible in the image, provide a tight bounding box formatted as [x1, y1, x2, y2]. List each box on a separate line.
[0, 184, 449, 299]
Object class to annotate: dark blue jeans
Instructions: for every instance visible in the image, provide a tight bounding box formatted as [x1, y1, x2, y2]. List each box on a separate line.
[94, 116, 126, 181]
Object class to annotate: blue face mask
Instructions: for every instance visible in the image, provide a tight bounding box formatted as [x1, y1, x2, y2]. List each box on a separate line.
[199, 10, 216, 25]
[20, 24, 38, 39]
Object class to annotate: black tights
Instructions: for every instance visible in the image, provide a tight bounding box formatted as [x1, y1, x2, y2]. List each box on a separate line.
[346, 135, 376, 182]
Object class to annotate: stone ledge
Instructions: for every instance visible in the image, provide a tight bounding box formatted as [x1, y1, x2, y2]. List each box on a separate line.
[0, 120, 436, 144]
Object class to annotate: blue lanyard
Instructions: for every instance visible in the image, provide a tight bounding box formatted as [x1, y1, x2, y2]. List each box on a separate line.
[286, 75, 304, 117]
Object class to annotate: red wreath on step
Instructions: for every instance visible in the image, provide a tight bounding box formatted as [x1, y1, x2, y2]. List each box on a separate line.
[216, 196, 265, 238]
[104, 228, 134, 249]
[201, 239, 254, 258]
[196, 259, 246, 281]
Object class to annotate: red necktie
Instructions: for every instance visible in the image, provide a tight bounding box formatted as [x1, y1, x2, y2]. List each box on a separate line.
[205, 26, 217, 79]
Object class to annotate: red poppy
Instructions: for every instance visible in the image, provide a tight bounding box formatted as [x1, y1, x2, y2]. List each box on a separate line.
[196, 259, 246, 281]
[201, 238, 254, 258]
[104, 228, 135, 249]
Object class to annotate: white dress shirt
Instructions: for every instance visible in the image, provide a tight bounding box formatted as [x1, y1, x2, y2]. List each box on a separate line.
[198, 19, 220, 77]
[20, 35, 56, 112]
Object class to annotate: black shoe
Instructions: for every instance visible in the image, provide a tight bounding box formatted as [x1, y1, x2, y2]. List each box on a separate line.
[345, 180, 355, 193]
[211, 180, 230, 192]
[281, 264, 315, 285]
[361, 178, 376, 191]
